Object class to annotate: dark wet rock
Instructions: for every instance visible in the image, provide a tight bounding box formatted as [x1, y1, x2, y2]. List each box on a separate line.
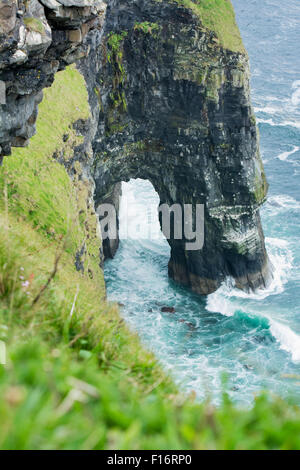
[88, 0, 272, 295]
[161, 306, 176, 314]
[178, 319, 195, 330]
[75, 242, 86, 273]
[0, 0, 106, 158]
[186, 322, 196, 330]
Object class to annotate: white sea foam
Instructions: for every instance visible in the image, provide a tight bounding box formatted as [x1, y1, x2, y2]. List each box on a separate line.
[206, 289, 300, 363]
[277, 146, 299, 161]
[281, 120, 300, 129]
[257, 117, 300, 129]
[246, 237, 291, 299]
[206, 282, 236, 317]
[119, 180, 165, 242]
[291, 88, 300, 107]
[265, 236, 293, 291]
[207, 288, 300, 363]
[206, 237, 292, 307]
[254, 105, 280, 115]
[205, 238, 300, 362]
[254, 88, 300, 124]
[257, 117, 277, 126]
[291, 80, 300, 107]
[265, 195, 300, 216]
[269, 319, 300, 362]
[264, 95, 289, 103]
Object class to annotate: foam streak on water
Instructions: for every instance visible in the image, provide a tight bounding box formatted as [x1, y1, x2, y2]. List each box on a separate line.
[278, 146, 299, 161]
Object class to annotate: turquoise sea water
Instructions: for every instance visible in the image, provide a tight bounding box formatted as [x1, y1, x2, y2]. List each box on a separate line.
[105, 0, 300, 406]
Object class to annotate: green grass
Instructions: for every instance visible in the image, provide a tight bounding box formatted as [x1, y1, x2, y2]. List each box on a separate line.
[162, 0, 245, 53]
[23, 17, 46, 35]
[1, 65, 300, 450]
[134, 22, 160, 35]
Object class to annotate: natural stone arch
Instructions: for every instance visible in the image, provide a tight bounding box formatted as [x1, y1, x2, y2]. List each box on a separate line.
[86, 0, 272, 295]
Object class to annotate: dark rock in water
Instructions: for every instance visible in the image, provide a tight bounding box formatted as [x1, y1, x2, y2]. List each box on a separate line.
[118, 302, 125, 307]
[161, 306, 175, 314]
[178, 319, 195, 330]
[148, 308, 153, 313]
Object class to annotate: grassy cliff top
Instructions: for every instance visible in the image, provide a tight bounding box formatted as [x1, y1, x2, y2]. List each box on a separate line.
[169, 0, 245, 53]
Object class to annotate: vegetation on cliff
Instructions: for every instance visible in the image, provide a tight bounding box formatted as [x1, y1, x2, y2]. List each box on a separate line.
[0, 66, 300, 450]
[164, 0, 245, 53]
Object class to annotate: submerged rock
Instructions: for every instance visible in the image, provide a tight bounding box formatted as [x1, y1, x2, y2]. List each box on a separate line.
[161, 307, 176, 314]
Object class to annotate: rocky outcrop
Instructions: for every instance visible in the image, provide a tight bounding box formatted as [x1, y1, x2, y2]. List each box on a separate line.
[0, 0, 106, 160]
[0, 0, 272, 296]
[87, 0, 272, 294]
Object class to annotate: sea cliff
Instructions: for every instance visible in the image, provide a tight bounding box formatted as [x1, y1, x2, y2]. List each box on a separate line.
[2, 1, 296, 451]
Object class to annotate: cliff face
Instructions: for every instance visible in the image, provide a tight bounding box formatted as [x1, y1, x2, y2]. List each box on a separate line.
[88, 0, 272, 294]
[0, 0, 272, 295]
[0, 0, 106, 159]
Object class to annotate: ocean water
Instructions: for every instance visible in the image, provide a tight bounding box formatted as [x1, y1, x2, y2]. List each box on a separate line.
[105, 0, 300, 406]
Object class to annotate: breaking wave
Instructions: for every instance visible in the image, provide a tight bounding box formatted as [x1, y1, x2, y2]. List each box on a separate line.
[206, 237, 300, 362]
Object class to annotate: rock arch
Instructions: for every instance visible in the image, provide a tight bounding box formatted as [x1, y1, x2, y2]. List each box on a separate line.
[87, 0, 272, 295]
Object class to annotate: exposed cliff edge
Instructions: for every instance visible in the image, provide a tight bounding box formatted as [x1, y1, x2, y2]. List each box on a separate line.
[0, 0, 272, 295]
[0, 0, 106, 158]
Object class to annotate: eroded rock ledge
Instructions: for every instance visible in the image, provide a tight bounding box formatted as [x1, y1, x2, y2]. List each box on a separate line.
[0, 0, 106, 159]
[0, 0, 273, 295]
